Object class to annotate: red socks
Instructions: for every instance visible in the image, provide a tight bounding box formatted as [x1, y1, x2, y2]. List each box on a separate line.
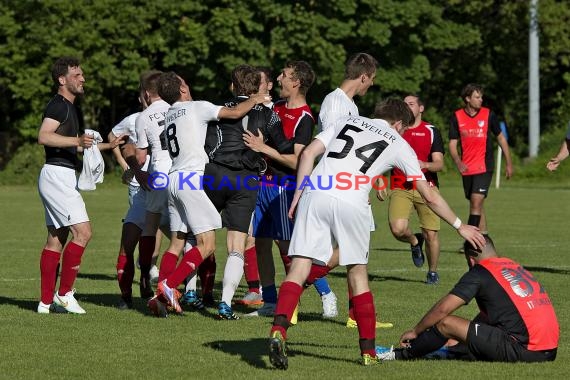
[279, 247, 292, 274]
[306, 264, 331, 286]
[40, 249, 61, 304]
[352, 291, 376, 357]
[138, 236, 156, 275]
[199, 254, 216, 296]
[116, 254, 134, 298]
[243, 246, 260, 293]
[270, 281, 304, 339]
[166, 246, 204, 289]
[58, 242, 85, 296]
[158, 251, 179, 282]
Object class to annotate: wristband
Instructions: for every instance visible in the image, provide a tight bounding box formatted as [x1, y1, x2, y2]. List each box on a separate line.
[452, 217, 462, 229]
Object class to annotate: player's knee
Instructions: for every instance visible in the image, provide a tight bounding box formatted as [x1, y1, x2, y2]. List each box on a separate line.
[390, 224, 407, 238]
[424, 230, 438, 243]
[203, 242, 216, 257]
[435, 316, 454, 335]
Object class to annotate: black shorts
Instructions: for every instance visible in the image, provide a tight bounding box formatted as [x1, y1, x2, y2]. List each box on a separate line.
[462, 172, 493, 200]
[466, 321, 557, 362]
[203, 163, 259, 233]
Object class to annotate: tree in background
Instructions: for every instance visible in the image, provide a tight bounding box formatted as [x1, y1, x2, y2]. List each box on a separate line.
[1, 0, 569, 163]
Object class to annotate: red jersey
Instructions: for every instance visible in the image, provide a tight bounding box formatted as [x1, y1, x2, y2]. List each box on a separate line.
[449, 107, 501, 176]
[452, 257, 559, 351]
[392, 120, 444, 189]
[272, 100, 314, 141]
[264, 100, 314, 180]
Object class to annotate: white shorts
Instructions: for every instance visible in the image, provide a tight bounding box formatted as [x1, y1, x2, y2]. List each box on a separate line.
[168, 171, 221, 235]
[289, 191, 370, 266]
[124, 184, 146, 229]
[38, 164, 89, 229]
[369, 203, 376, 232]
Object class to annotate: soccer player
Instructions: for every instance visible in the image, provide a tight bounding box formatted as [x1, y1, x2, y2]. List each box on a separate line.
[267, 99, 485, 369]
[109, 111, 146, 309]
[109, 108, 165, 309]
[121, 70, 171, 300]
[387, 94, 444, 284]
[238, 67, 274, 305]
[317, 52, 391, 328]
[37, 56, 126, 314]
[377, 236, 559, 363]
[203, 64, 293, 319]
[317, 52, 377, 132]
[243, 61, 337, 319]
[449, 84, 513, 238]
[146, 72, 269, 317]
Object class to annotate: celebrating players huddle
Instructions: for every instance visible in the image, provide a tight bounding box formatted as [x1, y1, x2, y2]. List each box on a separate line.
[35, 55, 559, 369]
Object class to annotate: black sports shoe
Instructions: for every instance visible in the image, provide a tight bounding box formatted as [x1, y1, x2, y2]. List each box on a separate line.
[425, 271, 439, 285]
[269, 331, 288, 370]
[117, 296, 133, 310]
[202, 293, 216, 308]
[139, 275, 154, 299]
[411, 233, 425, 268]
[181, 290, 205, 310]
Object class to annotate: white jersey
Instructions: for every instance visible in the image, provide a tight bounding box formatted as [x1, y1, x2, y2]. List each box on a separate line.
[309, 115, 425, 208]
[165, 100, 222, 173]
[135, 99, 171, 173]
[112, 112, 149, 187]
[114, 112, 140, 144]
[317, 88, 359, 133]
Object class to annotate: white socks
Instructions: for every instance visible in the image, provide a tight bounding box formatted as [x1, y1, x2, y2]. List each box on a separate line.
[221, 251, 244, 305]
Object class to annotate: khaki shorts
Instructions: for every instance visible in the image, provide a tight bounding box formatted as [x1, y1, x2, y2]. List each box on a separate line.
[388, 188, 440, 231]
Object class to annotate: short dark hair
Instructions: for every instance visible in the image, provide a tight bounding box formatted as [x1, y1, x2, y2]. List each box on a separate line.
[140, 70, 163, 96]
[285, 60, 315, 96]
[404, 93, 424, 107]
[461, 83, 484, 101]
[345, 53, 378, 80]
[464, 235, 495, 258]
[51, 56, 80, 86]
[373, 98, 414, 128]
[157, 71, 182, 105]
[256, 66, 273, 83]
[232, 65, 260, 96]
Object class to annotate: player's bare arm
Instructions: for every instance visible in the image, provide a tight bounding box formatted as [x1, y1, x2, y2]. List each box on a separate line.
[546, 140, 570, 171]
[448, 139, 467, 173]
[400, 294, 465, 346]
[121, 142, 150, 190]
[108, 131, 129, 171]
[96, 133, 128, 152]
[415, 180, 485, 249]
[38, 117, 93, 149]
[243, 130, 303, 170]
[419, 151, 444, 172]
[496, 133, 514, 179]
[288, 139, 326, 219]
[218, 93, 271, 119]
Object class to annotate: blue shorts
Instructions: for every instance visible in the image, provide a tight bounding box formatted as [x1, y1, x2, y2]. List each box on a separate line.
[252, 184, 294, 240]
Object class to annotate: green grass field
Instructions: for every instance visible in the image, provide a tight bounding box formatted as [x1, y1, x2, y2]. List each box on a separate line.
[0, 174, 568, 379]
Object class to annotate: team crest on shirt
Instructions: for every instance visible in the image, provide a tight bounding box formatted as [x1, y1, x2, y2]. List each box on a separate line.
[478, 120, 485, 127]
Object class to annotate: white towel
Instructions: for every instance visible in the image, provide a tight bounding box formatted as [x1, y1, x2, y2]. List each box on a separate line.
[78, 129, 104, 191]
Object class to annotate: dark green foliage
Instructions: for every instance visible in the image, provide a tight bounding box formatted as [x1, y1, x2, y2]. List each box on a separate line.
[0, 0, 569, 161]
[0, 143, 44, 185]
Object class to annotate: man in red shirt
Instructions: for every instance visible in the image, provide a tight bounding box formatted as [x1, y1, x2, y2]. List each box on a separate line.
[378, 235, 559, 363]
[387, 95, 444, 284]
[449, 84, 513, 237]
